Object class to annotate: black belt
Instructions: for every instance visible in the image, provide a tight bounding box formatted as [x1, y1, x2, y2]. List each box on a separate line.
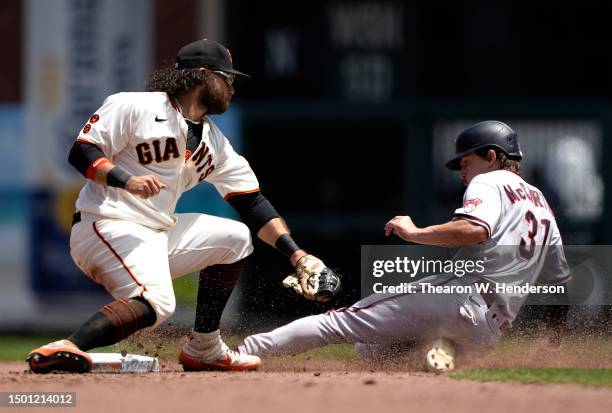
[72, 211, 82, 226]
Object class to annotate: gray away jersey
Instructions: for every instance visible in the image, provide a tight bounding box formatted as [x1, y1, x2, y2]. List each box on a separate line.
[452, 170, 570, 322]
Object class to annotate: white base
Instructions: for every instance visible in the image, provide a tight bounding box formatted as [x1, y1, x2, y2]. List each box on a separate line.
[89, 353, 160, 373]
[425, 338, 456, 373]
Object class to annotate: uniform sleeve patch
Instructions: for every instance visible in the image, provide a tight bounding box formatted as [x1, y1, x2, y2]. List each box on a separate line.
[463, 198, 483, 213]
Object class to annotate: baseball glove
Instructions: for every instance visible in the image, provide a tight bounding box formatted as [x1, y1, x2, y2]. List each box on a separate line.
[282, 255, 341, 302]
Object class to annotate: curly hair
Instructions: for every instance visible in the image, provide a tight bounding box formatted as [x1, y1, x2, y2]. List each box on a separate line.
[146, 64, 205, 96]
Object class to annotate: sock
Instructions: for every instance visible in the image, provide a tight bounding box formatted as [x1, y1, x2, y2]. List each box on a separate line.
[183, 329, 228, 360]
[68, 296, 156, 351]
[193, 259, 244, 333]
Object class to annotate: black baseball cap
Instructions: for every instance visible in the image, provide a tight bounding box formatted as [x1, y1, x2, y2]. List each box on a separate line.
[175, 39, 251, 78]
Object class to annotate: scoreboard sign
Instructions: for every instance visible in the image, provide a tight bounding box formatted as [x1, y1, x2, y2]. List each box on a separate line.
[228, 1, 406, 102]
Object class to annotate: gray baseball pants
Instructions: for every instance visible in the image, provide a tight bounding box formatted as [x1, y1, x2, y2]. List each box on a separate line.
[238, 276, 504, 358]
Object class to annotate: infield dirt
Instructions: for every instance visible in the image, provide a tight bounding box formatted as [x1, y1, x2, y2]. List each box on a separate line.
[2, 355, 612, 413]
[3, 330, 612, 413]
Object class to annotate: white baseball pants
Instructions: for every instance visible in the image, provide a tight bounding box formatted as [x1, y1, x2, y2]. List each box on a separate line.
[69, 212, 253, 327]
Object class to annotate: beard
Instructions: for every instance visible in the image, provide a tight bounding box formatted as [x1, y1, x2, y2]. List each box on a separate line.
[199, 73, 232, 114]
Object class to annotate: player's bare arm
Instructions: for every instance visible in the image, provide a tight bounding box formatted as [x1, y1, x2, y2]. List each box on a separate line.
[256, 218, 307, 265]
[385, 215, 487, 246]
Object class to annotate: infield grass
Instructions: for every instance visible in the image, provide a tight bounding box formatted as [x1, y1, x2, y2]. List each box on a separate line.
[451, 368, 612, 387]
[0, 335, 141, 361]
[0, 336, 57, 361]
[0, 334, 357, 362]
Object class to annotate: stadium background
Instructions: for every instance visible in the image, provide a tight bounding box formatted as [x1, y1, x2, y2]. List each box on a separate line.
[0, 0, 610, 334]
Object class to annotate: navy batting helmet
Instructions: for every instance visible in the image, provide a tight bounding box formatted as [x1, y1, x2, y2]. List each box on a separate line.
[445, 120, 522, 170]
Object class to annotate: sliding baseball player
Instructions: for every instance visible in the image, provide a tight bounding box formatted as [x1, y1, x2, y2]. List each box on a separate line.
[238, 120, 571, 371]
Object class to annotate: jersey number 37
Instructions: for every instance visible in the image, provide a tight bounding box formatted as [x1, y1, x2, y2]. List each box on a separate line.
[519, 210, 551, 260]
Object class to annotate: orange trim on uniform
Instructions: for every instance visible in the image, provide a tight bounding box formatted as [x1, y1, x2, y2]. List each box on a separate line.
[224, 188, 261, 200]
[92, 222, 147, 294]
[76, 138, 105, 156]
[86, 157, 110, 180]
[168, 95, 179, 112]
[76, 137, 96, 145]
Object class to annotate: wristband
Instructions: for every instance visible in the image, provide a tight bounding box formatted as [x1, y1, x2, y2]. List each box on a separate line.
[86, 157, 110, 180]
[275, 234, 301, 258]
[106, 166, 132, 189]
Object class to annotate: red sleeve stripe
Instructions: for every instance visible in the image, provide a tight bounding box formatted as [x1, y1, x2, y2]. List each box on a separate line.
[453, 213, 492, 239]
[224, 188, 261, 200]
[169, 96, 179, 112]
[86, 157, 110, 180]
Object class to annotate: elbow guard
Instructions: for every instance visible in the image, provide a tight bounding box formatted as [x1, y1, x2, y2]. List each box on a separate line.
[68, 141, 107, 179]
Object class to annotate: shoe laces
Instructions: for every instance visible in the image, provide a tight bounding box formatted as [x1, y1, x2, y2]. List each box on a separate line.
[224, 347, 241, 360]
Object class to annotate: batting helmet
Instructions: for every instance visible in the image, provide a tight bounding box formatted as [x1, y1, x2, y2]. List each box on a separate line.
[445, 120, 522, 170]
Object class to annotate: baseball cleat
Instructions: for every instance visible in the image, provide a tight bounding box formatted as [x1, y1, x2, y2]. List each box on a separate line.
[27, 339, 93, 374]
[179, 330, 261, 372]
[179, 348, 261, 372]
[425, 338, 456, 373]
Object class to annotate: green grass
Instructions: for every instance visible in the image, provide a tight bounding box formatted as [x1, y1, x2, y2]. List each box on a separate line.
[488, 334, 612, 360]
[0, 334, 356, 363]
[451, 368, 612, 387]
[0, 336, 130, 362]
[0, 336, 57, 361]
[172, 273, 198, 307]
[292, 344, 357, 361]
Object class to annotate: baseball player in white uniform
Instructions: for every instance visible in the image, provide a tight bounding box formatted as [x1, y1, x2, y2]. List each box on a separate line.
[238, 121, 571, 371]
[27, 39, 339, 373]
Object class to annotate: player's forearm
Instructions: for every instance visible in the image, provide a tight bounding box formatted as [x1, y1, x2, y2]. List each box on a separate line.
[90, 161, 116, 185]
[411, 220, 487, 247]
[257, 218, 307, 265]
[257, 217, 288, 245]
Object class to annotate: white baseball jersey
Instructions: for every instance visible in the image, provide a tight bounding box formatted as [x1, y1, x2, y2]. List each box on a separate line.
[75, 92, 259, 230]
[452, 169, 570, 321]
